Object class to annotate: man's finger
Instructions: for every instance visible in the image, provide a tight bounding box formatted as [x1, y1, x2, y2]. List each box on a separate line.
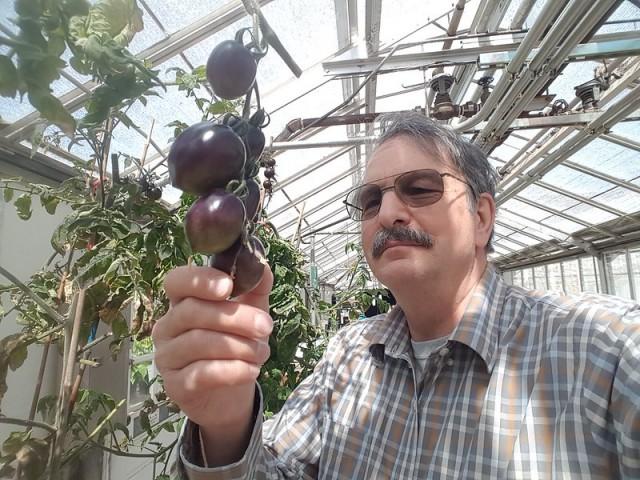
[152, 297, 273, 343]
[155, 328, 270, 371]
[164, 265, 234, 306]
[234, 263, 274, 313]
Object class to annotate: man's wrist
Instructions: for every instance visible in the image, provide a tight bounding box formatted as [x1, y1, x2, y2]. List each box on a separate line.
[196, 385, 261, 467]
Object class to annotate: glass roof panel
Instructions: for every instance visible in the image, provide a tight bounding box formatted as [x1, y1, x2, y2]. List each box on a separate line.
[610, 120, 640, 144]
[518, 184, 579, 211]
[127, 7, 167, 54]
[593, 186, 640, 214]
[566, 137, 640, 182]
[304, 205, 350, 229]
[501, 198, 551, 222]
[1, 96, 36, 123]
[491, 245, 512, 257]
[541, 164, 617, 198]
[270, 145, 349, 183]
[508, 232, 544, 247]
[493, 237, 524, 252]
[492, 142, 522, 162]
[523, 1, 546, 28]
[596, 1, 640, 34]
[140, 0, 229, 36]
[540, 215, 585, 233]
[498, 208, 568, 239]
[379, 1, 453, 46]
[0, 4, 18, 34]
[562, 203, 617, 225]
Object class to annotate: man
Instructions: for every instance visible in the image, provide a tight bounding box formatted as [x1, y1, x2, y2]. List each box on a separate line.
[153, 113, 640, 479]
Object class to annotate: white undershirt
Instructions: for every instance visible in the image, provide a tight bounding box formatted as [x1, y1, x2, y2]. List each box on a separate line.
[410, 336, 449, 375]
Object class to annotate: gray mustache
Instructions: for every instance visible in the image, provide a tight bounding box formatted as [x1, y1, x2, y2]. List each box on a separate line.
[372, 226, 433, 258]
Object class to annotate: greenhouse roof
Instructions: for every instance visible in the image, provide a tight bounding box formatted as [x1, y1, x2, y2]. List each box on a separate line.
[1, 0, 640, 287]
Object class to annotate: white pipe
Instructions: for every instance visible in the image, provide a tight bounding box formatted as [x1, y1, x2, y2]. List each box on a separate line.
[453, 0, 571, 132]
[484, 0, 618, 143]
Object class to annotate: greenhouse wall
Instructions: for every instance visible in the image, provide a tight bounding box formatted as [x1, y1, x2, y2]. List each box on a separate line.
[505, 245, 640, 301]
[0, 198, 66, 445]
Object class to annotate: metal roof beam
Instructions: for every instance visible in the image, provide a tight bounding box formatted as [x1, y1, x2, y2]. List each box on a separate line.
[322, 30, 640, 76]
[334, 0, 363, 189]
[601, 132, 640, 153]
[450, 0, 515, 103]
[498, 84, 640, 204]
[362, 0, 382, 159]
[498, 58, 640, 200]
[479, 0, 621, 146]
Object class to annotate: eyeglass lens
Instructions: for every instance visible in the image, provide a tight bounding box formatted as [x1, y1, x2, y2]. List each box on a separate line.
[348, 169, 445, 220]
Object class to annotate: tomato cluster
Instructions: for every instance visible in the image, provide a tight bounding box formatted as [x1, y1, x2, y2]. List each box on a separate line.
[168, 31, 270, 297]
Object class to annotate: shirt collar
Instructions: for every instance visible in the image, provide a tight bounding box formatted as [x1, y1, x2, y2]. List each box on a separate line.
[448, 265, 507, 373]
[365, 265, 507, 373]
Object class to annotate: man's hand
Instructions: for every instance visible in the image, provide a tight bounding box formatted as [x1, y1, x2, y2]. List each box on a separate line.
[152, 264, 273, 446]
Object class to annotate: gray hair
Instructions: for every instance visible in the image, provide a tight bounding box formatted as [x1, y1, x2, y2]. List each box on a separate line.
[373, 111, 498, 253]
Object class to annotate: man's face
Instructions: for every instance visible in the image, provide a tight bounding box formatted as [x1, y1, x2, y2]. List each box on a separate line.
[360, 135, 484, 290]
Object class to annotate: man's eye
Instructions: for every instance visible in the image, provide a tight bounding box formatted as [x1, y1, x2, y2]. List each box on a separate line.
[356, 191, 377, 209]
[361, 197, 379, 211]
[406, 186, 437, 196]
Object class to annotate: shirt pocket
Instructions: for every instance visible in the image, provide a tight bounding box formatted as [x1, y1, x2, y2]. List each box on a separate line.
[320, 419, 399, 480]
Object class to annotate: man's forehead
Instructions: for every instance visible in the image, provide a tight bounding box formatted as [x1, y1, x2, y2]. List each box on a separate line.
[364, 135, 452, 179]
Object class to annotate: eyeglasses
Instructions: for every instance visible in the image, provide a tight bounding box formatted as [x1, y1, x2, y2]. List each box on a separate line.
[343, 168, 470, 221]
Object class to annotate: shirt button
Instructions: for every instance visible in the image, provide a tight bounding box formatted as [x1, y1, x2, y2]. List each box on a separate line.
[439, 347, 449, 357]
[446, 359, 454, 367]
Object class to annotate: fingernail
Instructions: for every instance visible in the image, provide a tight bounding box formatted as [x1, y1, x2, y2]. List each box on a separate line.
[216, 278, 232, 296]
[254, 313, 273, 336]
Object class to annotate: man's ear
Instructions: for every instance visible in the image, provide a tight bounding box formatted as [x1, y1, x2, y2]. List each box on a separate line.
[475, 193, 496, 250]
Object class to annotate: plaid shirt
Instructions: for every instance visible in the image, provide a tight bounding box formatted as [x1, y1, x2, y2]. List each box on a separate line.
[177, 266, 640, 479]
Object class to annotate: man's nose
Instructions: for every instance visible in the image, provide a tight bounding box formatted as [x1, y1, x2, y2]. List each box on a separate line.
[376, 189, 411, 227]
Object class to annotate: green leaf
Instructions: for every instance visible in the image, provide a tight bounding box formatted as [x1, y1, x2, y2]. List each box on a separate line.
[36, 395, 58, 424]
[2, 431, 29, 456]
[208, 100, 233, 115]
[139, 411, 152, 436]
[161, 422, 175, 433]
[39, 192, 59, 215]
[13, 194, 32, 220]
[27, 89, 76, 136]
[8, 342, 28, 371]
[111, 315, 128, 338]
[112, 421, 130, 441]
[0, 56, 19, 98]
[2, 187, 13, 203]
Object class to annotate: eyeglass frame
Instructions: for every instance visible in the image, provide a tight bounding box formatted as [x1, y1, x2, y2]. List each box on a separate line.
[343, 168, 472, 221]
